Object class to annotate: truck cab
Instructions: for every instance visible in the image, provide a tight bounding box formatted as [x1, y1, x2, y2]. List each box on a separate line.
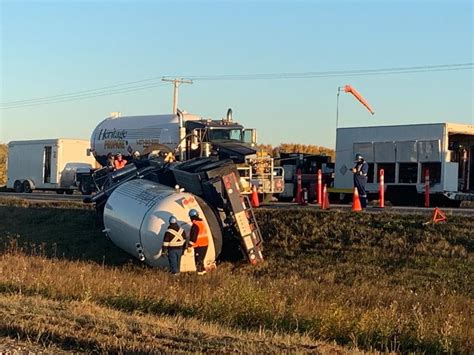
[182, 112, 284, 197]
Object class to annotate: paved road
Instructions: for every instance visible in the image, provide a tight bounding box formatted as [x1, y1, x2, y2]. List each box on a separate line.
[1, 191, 473, 216]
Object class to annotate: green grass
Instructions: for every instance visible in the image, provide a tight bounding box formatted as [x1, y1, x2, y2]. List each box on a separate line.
[0, 201, 473, 353]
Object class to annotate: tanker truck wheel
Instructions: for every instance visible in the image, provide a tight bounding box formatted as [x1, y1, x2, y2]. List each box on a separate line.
[22, 180, 33, 193]
[14, 180, 24, 193]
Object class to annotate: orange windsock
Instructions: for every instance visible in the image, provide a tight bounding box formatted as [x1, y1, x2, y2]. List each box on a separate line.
[344, 85, 375, 115]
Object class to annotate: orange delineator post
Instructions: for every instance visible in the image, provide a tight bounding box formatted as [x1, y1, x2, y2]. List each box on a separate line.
[317, 169, 323, 205]
[296, 168, 302, 204]
[251, 185, 260, 208]
[352, 187, 362, 212]
[322, 184, 330, 210]
[379, 168, 385, 208]
[424, 169, 430, 208]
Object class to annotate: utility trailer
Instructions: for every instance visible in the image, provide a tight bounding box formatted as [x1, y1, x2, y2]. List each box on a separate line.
[334, 123, 474, 205]
[7, 139, 96, 194]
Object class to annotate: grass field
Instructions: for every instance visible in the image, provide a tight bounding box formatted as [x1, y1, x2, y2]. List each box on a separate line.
[1, 199, 473, 353]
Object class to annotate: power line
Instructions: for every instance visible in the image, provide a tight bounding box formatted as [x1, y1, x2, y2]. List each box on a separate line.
[2, 63, 472, 110]
[1, 82, 169, 110]
[179, 63, 473, 81]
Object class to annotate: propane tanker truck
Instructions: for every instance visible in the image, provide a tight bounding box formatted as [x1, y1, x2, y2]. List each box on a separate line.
[78, 109, 284, 200]
[85, 155, 265, 272]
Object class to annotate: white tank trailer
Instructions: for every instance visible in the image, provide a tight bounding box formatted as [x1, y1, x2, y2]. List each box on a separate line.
[87, 157, 264, 272]
[103, 179, 221, 271]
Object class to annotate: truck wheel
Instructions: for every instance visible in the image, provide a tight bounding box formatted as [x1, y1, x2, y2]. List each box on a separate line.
[56, 189, 65, 194]
[22, 180, 33, 193]
[14, 180, 24, 193]
[79, 182, 93, 195]
[65, 190, 74, 195]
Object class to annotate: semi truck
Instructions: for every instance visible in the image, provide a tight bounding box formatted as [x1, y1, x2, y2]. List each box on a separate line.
[277, 153, 334, 202]
[334, 122, 474, 205]
[7, 139, 96, 194]
[80, 109, 284, 198]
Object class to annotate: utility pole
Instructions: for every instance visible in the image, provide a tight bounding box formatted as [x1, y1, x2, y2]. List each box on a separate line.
[161, 78, 193, 114]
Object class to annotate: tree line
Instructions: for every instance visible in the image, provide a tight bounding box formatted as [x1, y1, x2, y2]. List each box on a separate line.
[257, 143, 335, 160]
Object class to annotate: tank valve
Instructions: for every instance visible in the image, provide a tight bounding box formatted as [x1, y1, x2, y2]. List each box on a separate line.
[135, 243, 146, 262]
[174, 184, 184, 193]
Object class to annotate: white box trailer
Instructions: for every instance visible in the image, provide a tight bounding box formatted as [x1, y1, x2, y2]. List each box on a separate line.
[334, 123, 474, 204]
[7, 139, 96, 194]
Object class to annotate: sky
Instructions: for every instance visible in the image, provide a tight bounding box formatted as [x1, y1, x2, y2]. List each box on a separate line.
[0, 0, 473, 149]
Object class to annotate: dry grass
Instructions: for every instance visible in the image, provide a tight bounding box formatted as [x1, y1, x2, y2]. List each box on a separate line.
[1, 293, 340, 353]
[0, 201, 473, 353]
[0, 144, 6, 187]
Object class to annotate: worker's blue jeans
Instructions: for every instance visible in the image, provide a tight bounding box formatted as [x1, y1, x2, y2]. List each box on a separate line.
[167, 248, 182, 274]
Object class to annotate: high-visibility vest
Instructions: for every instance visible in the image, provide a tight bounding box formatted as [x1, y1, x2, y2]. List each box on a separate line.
[192, 220, 209, 247]
[114, 159, 126, 169]
[163, 227, 185, 248]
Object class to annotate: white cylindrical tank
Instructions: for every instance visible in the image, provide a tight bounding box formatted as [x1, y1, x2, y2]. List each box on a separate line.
[103, 179, 222, 271]
[90, 113, 202, 166]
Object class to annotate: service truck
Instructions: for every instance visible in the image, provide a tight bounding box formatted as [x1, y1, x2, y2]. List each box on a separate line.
[7, 139, 96, 194]
[82, 109, 284, 198]
[334, 123, 474, 205]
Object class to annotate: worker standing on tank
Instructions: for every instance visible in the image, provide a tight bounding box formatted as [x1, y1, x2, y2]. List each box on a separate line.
[162, 216, 186, 275]
[352, 153, 369, 209]
[188, 209, 209, 275]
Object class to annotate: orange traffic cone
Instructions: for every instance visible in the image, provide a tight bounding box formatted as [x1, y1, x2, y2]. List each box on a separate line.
[251, 185, 260, 208]
[322, 184, 330, 210]
[352, 187, 362, 212]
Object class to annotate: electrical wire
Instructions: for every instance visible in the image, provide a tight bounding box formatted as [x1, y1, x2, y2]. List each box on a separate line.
[2, 63, 472, 110]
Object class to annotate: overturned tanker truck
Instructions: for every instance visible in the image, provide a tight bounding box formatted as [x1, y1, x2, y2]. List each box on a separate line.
[84, 156, 264, 271]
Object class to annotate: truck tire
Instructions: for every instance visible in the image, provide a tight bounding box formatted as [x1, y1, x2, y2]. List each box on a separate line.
[79, 182, 93, 195]
[22, 180, 33, 193]
[14, 180, 24, 193]
[56, 190, 65, 194]
[65, 190, 74, 195]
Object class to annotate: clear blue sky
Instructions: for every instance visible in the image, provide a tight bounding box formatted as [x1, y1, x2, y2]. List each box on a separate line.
[1, 0, 473, 148]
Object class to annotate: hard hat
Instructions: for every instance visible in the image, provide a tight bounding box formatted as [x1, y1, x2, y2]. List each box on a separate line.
[189, 209, 199, 218]
[169, 215, 177, 224]
[354, 153, 364, 161]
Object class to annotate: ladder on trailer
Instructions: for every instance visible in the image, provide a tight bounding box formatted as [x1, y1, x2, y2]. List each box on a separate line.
[221, 172, 264, 264]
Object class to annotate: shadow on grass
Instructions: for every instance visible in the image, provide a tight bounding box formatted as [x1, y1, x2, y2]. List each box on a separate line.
[0, 206, 134, 266]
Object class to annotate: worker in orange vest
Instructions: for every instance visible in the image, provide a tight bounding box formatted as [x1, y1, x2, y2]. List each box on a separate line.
[114, 153, 127, 170]
[187, 209, 209, 275]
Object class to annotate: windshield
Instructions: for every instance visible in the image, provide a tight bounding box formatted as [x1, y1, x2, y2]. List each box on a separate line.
[209, 128, 243, 142]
